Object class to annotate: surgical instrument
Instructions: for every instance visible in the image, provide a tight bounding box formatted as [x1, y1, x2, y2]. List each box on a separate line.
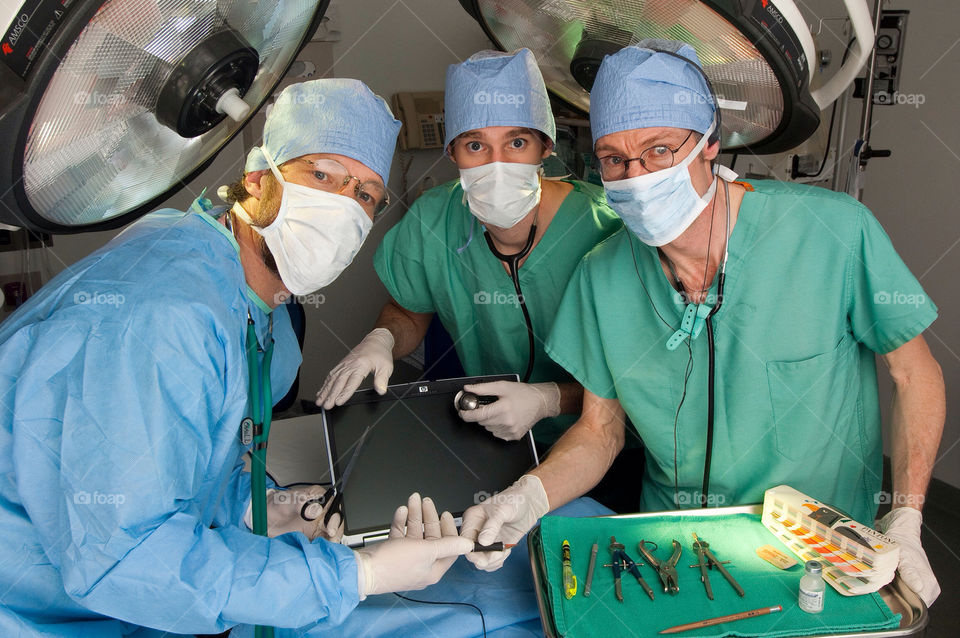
[584, 538, 599, 597]
[637, 539, 682, 594]
[607, 536, 655, 602]
[691, 533, 744, 599]
[300, 423, 373, 525]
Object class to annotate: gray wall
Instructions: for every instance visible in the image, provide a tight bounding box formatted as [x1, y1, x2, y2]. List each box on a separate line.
[7, 1, 958, 488]
[845, 1, 960, 488]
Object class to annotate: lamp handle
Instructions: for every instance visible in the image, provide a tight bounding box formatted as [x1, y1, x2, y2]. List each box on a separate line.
[809, 0, 875, 109]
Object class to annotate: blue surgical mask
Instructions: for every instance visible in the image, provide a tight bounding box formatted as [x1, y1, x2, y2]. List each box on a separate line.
[602, 123, 729, 246]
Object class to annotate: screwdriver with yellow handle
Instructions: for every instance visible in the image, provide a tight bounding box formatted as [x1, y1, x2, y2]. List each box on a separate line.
[562, 539, 578, 599]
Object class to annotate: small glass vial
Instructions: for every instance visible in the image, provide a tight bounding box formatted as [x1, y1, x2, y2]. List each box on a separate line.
[799, 560, 825, 613]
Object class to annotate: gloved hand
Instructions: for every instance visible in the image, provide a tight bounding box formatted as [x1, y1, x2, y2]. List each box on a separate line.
[459, 474, 550, 571]
[878, 507, 941, 607]
[243, 486, 344, 542]
[353, 493, 473, 598]
[316, 328, 395, 409]
[457, 381, 561, 441]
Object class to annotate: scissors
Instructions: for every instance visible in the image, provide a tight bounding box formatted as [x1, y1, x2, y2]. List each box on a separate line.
[300, 424, 373, 526]
[637, 539, 682, 594]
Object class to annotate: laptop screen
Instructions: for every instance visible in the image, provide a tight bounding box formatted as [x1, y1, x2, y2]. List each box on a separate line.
[321, 375, 539, 546]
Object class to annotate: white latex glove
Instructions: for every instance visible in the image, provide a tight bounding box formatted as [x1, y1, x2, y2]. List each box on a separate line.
[316, 328, 395, 409]
[353, 493, 473, 598]
[459, 474, 549, 572]
[878, 507, 941, 607]
[243, 487, 344, 542]
[457, 381, 561, 441]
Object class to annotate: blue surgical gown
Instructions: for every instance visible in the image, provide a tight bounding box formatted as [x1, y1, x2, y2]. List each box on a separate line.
[0, 206, 360, 636]
[230, 497, 614, 638]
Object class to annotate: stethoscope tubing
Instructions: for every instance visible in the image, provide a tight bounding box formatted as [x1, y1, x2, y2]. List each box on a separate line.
[483, 223, 538, 383]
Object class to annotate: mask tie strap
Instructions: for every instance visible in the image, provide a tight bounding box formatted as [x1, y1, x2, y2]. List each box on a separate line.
[257, 145, 286, 185]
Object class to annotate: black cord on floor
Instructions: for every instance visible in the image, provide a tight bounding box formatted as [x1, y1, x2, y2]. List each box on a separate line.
[393, 593, 487, 638]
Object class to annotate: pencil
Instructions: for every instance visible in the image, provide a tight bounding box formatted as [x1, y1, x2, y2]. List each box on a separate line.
[659, 605, 782, 634]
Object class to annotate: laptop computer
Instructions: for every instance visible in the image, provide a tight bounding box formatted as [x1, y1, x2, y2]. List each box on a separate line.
[320, 374, 539, 547]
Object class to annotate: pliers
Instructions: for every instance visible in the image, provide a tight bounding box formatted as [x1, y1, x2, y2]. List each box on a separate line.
[637, 539, 682, 594]
[692, 533, 744, 599]
[608, 536, 655, 602]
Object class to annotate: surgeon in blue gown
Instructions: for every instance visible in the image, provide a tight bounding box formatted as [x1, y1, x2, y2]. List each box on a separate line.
[0, 79, 475, 637]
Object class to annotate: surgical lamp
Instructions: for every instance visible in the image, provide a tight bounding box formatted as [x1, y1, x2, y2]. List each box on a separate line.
[456, 0, 874, 153]
[0, 0, 331, 233]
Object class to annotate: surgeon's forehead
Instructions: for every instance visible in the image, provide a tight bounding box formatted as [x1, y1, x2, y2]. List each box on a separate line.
[594, 127, 691, 153]
[459, 127, 538, 140]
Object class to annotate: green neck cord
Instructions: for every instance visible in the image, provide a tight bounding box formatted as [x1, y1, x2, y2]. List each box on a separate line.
[246, 313, 276, 638]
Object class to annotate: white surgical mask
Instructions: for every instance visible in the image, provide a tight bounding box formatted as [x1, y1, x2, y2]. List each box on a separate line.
[234, 148, 373, 295]
[459, 161, 542, 229]
[602, 122, 733, 246]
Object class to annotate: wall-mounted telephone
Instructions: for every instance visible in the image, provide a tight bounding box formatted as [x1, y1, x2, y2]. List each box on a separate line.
[391, 91, 445, 150]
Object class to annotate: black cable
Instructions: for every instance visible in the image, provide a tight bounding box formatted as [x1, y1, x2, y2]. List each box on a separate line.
[393, 593, 486, 638]
[701, 304, 717, 506]
[795, 100, 838, 179]
[700, 180, 730, 506]
[797, 37, 857, 180]
[673, 340, 695, 506]
[729, 153, 738, 171]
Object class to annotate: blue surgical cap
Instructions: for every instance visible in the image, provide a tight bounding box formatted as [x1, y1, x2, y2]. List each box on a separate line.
[444, 48, 556, 151]
[590, 39, 715, 145]
[245, 78, 401, 184]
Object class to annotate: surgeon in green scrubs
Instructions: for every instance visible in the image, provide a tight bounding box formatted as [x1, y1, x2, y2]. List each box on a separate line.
[458, 40, 944, 607]
[316, 48, 622, 452]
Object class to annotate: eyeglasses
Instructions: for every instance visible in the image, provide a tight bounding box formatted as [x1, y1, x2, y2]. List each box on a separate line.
[595, 130, 695, 181]
[301, 158, 390, 219]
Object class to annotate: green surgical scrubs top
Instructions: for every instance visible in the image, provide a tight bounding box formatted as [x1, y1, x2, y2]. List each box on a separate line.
[375, 179, 622, 445]
[545, 180, 937, 524]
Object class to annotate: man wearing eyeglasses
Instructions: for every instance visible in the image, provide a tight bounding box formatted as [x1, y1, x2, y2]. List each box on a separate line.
[459, 41, 944, 609]
[0, 79, 474, 637]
